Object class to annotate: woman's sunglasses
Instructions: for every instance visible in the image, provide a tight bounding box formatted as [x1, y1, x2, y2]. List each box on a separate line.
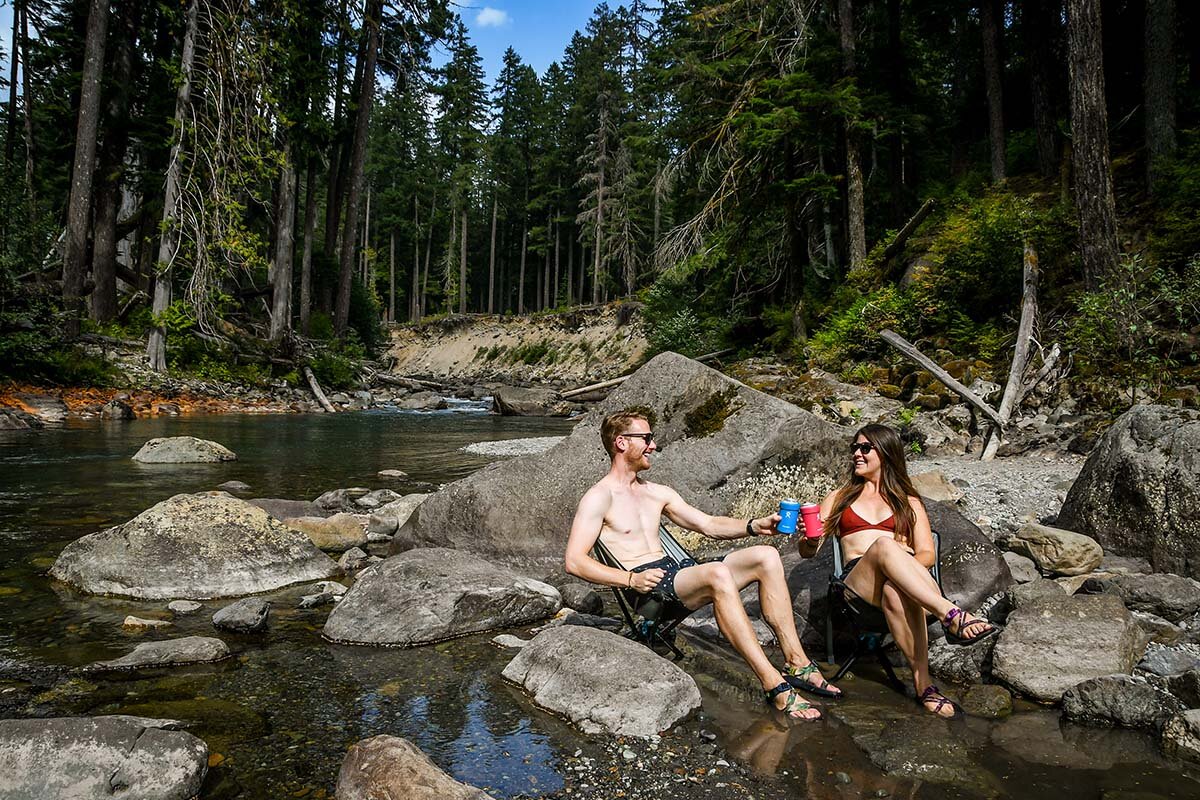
[850, 442, 876, 455]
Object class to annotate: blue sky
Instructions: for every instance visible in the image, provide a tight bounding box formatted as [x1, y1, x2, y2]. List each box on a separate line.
[0, 2, 603, 88]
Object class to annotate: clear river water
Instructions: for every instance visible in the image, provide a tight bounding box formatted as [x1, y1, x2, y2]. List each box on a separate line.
[1, 407, 1198, 799]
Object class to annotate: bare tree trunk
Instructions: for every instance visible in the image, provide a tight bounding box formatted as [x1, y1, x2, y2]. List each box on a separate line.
[487, 192, 497, 313]
[360, 184, 371, 285]
[62, 0, 111, 335]
[323, 0, 350, 257]
[553, 213, 560, 308]
[981, 242, 1040, 460]
[20, 4, 35, 203]
[147, 0, 198, 371]
[421, 190, 435, 317]
[1066, 0, 1120, 287]
[411, 194, 420, 321]
[1024, 0, 1060, 178]
[544, 208, 552, 309]
[981, 0, 1007, 183]
[518, 220, 528, 314]
[270, 150, 297, 341]
[388, 229, 395, 322]
[4, 1, 19, 168]
[1144, 0, 1176, 194]
[839, 0, 867, 272]
[299, 157, 317, 334]
[334, 0, 381, 334]
[566, 229, 574, 306]
[458, 205, 467, 314]
[592, 178, 604, 305]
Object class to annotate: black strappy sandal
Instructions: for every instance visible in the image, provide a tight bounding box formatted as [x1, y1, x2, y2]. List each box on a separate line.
[765, 681, 820, 720]
[943, 607, 999, 646]
[783, 662, 843, 699]
[919, 685, 959, 718]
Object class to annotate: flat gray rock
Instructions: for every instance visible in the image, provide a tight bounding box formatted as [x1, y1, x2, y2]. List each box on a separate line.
[1062, 674, 1181, 732]
[1138, 642, 1200, 677]
[85, 636, 229, 671]
[212, 598, 270, 633]
[991, 593, 1145, 703]
[1003, 551, 1040, 584]
[336, 735, 493, 799]
[1083, 572, 1200, 622]
[0, 716, 207, 799]
[366, 493, 429, 536]
[14, 392, 68, 423]
[50, 493, 338, 599]
[132, 436, 237, 463]
[502, 626, 700, 737]
[323, 548, 561, 646]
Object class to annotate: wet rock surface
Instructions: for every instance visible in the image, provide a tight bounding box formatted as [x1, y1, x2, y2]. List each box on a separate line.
[84, 636, 230, 671]
[1061, 674, 1181, 732]
[0, 715, 208, 800]
[131, 435, 237, 463]
[211, 598, 271, 633]
[502, 626, 701, 737]
[323, 548, 561, 646]
[49, 492, 338, 599]
[336, 734, 494, 799]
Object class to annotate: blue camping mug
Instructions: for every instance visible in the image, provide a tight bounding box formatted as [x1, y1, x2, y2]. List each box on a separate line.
[777, 498, 801, 535]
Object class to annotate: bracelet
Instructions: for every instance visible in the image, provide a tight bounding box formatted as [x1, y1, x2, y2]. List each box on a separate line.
[627, 571, 634, 588]
[746, 519, 756, 537]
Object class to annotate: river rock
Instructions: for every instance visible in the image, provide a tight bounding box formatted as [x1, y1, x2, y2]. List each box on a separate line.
[961, 684, 1012, 718]
[910, 470, 964, 503]
[217, 480, 250, 492]
[212, 598, 270, 633]
[1137, 643, 1200, 677]
[336, 735, 494, 800]
[122, 616, 171, 631]
[501, 625, 701, 737]
[395, 353, 847, 561]
[315, 487, 370, 511]
[1058, 405, 1200, 579]
[100, 399, 135, 420]
[14, 392, 69, 423]
[557, 582, 604, 615]
[248, 497, 327, 521]
[561, 613, 623, 632]
[1062, 674, 1181, 732]
[284, 513, 368, 552]
[0, 407, 43, 429]
[367, 493, 430, 536]
[1162, 710, 1200, 765]
[132, 436, 237, 463]
[354, 488, 402, 510]
[492, 385, 573, 417]
[323, 548, 561, 646]
[378, 469, 408, 479]
[1003, 551, 1040, 583]
[991, 593, 1144, 703]
[1006, 578, 1066, 610]
[0, 715, 207, 799]
[1003, 523, 1103, 576]
[1081, 573, 1200, 622]
[928, 636, 995, 684]
[338, 547, 372, 571]
[50, 492, 338, 599]
[925, 501, 1014, 612]
[168, 600, 202, 615]
[84, 636, 229, 671]
[397, 391, 448, 411]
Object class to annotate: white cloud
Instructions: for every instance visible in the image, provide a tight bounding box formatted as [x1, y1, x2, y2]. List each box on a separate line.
[475, 7, 510, 28]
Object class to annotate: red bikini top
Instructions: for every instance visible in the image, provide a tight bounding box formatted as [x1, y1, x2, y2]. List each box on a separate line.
[838, 505, 896, 537]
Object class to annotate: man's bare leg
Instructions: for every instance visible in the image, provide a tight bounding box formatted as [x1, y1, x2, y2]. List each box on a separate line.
[672, 560, 820, 719]
[722, 546, 841, 695]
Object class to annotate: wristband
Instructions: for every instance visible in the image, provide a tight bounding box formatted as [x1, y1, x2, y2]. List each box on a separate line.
[746, 519, 756, 537]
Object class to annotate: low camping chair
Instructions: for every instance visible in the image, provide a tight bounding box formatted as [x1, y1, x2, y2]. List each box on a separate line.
[824, 531, 943, 690]
[591, 522, 705, 661]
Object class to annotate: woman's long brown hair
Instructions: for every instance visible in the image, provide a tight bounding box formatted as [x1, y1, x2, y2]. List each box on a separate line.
[822, 424, 921, 546]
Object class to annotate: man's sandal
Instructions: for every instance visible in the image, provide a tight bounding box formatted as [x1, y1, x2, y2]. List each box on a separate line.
[943, 607, 998, 646]
[782, 662, 842, 699]
[765, 682, 820, 720]
[919, 685, 958, 718]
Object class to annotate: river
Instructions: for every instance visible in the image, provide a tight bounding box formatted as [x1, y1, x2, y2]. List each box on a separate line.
[0, 408, 1197, 799]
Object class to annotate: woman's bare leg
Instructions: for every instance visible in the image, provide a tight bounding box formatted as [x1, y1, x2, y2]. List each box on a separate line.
[844, 537, 953, 618]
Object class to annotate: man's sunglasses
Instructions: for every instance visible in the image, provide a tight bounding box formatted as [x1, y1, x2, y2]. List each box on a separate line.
[620, 432, 655, 444]
[850, 442, 876, 455]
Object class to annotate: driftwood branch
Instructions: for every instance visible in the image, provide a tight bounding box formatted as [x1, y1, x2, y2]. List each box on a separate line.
[882, 198, 935, 264]
[879, 330, 1005, 428]
[560, 348, 734, 399]
[981, 241, 1040, 461]
[1014, 342, 1062, 409]
[304, 366, 337, 413]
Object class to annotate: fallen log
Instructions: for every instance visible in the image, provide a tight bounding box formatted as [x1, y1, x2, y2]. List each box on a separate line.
[879, 330, 1005, 429]
[881, 198, 936, 264]
[304, 366, 337, 413]
[1014, 342, 1062, 409]
[560, 348, 734, 400]
[981, 241, 1039, 461]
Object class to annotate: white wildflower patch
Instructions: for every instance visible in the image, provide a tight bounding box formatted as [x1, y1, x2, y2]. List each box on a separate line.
[729, 465, 838, 521]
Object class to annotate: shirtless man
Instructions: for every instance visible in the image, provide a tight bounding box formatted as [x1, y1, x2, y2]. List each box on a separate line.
[564, 410, 841, 720]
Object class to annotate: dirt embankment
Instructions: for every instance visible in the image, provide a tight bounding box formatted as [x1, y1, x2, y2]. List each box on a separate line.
[385, 305, 649, 386]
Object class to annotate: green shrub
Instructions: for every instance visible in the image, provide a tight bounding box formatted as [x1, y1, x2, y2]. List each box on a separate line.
[809, 285, 918, 367]
[1149, 129, 1200, 270]
[308, 312, 335, 341]
[309, 350, 359, 390]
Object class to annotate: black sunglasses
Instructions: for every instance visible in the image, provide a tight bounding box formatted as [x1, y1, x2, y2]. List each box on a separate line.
[620, 432, 655, 444]
[850, 442, 876, 455]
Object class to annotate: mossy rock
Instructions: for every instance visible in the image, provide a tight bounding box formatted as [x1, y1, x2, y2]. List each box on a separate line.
[684, 387, 741, 438]
[878, 383, 904, 400]
[943, 359, 972, 381]
[915, 394, 944, 411]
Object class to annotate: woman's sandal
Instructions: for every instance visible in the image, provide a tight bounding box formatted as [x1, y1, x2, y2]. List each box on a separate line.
[782, 662, 843, 699]
[765, 682, 821, 720]
[943, 607, 998, 646]
[919, 685, 958, 718]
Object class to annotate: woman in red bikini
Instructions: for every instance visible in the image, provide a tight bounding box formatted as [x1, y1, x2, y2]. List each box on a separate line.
[812, 423, 997, 717]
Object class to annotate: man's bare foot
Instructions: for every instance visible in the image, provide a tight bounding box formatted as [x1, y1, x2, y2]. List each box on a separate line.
[766, 682, 821, 720]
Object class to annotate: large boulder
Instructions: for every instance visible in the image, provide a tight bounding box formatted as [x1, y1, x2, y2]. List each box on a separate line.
[991, 593, 1146, 703]
[925, 501, 1014, 611]
[501, 626, 701, 737]
[1062, 674, 1182, 732]
[0, 407, 43, 429]
[132, 436, 237, 463]
[1058, 405, 1200, 578]
[0, 716, 207, 799]
[492, 385, 573, 416]
[394, 352, 846, 562]
[336, 735, 494, 800]
[50, 493, 339, 599]
[367, 493, 430, 536]
[84, 636, 230, 671]
[1003, 523, 1103, 576]
[1081, 572, 1200, 622]
[13, 392, 69, 423]
[284, 513, 369, 552]
[323, 548, 561, 646]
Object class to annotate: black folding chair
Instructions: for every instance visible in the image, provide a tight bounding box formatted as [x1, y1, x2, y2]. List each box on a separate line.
[824, 532, 943, 690]
[591, 522, 704, 661]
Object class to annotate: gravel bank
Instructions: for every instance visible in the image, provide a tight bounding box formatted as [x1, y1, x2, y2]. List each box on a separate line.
[461, 436, 566, 457]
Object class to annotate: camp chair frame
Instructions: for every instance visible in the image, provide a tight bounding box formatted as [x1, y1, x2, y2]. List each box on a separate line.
[591, 522, 705, 661]
[824, 531, 943, 689]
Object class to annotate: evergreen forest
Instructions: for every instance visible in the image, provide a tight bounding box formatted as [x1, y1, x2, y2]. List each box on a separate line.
[1, 0, 1198, 404]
